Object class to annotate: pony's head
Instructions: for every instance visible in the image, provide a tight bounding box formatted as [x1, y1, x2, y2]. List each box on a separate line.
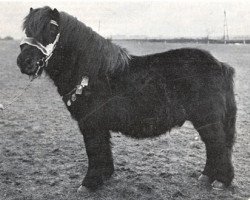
[17, 6, 60, 77]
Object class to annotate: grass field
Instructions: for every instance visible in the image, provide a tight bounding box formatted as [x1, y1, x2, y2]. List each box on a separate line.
[0, 40, 249, 200]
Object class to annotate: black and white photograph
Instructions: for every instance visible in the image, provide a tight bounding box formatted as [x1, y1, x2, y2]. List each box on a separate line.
[0, 0, 249, 199]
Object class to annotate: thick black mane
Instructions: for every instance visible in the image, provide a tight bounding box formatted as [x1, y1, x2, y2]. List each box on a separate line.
[23, 7, 52, 38]
[58, 11, 130, 79]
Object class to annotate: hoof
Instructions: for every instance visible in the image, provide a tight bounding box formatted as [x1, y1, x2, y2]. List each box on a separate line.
[211, 180, 226, 190]
[198, 174, 210, 184]
[77, 185, 88, 193]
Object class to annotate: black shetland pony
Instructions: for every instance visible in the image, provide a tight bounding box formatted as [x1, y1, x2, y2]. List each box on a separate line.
[17, 7, 237, 191]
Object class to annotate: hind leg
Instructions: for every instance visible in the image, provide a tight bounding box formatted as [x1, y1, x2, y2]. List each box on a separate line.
[193, 119, 234, 188]
[79, 125, 114, 190]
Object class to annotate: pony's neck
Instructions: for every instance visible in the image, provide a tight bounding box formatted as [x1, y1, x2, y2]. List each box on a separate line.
[46, 11, 130, 97]
[59, 11, 130, 79]
[59, 12, 99, 52]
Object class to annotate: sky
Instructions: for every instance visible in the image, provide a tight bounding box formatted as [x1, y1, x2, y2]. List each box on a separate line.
[0, 0, 249, 39]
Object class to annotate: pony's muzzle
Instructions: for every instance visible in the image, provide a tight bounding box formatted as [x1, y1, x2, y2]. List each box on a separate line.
[17, 56, 22, 67]
[25, 58, 32, 65]
[17, 55, 39, 75]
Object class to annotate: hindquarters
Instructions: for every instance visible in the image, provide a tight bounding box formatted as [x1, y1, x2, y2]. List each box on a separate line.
[221, 62, 237, 148]
[188, 61, 236, 147]
[188, 61, 236, 187]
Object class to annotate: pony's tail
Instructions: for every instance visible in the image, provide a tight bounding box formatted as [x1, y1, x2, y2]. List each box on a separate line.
[221, 62, 237, 148]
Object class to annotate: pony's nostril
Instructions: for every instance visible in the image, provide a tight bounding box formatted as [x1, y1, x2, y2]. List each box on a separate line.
[25, 58, 32, 64]
[17, 57, 21, 66]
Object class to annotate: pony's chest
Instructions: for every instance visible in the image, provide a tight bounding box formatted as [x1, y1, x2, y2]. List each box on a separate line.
[62, 88, 92, 119]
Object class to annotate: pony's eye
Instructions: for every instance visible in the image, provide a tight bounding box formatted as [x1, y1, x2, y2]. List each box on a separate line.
[49, 30, 57, 41]
[50, 24, 58, 36]
[50, 31, 56, 37]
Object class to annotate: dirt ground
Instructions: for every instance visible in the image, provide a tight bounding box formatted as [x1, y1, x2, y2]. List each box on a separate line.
[0, 40, 249, 200]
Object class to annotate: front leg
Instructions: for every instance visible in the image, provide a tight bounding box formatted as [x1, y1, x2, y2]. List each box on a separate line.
[80, 126, 114, 190]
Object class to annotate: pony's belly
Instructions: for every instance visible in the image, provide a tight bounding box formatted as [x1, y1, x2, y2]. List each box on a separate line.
[121, 117, 169, 139]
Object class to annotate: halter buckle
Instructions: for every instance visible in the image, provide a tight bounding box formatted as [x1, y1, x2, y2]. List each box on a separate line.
[34, 58, 46, 77]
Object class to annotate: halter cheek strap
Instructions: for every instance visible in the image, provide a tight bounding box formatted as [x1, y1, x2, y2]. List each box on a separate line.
[50, 20, 58, 26]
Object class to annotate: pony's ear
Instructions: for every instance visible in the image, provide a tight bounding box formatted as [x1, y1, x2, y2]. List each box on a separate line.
[52, 8, 60, 22]
[30, 7, 33, 12]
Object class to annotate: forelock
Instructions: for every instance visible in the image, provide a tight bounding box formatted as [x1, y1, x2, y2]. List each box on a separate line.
[23, 6, 52, 39]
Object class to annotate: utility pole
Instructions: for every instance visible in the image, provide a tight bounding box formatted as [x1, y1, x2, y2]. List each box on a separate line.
[223, 10, 229, 44]
[206, 28, 210, 44]
[98, 20, 101, 33]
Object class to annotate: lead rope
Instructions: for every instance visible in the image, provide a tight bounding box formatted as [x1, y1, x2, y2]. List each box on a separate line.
[0, 77, 35, 112]
[1, 21, 60, 112]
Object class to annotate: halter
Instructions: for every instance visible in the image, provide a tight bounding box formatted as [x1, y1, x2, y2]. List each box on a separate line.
[20, 20, 60, 77]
